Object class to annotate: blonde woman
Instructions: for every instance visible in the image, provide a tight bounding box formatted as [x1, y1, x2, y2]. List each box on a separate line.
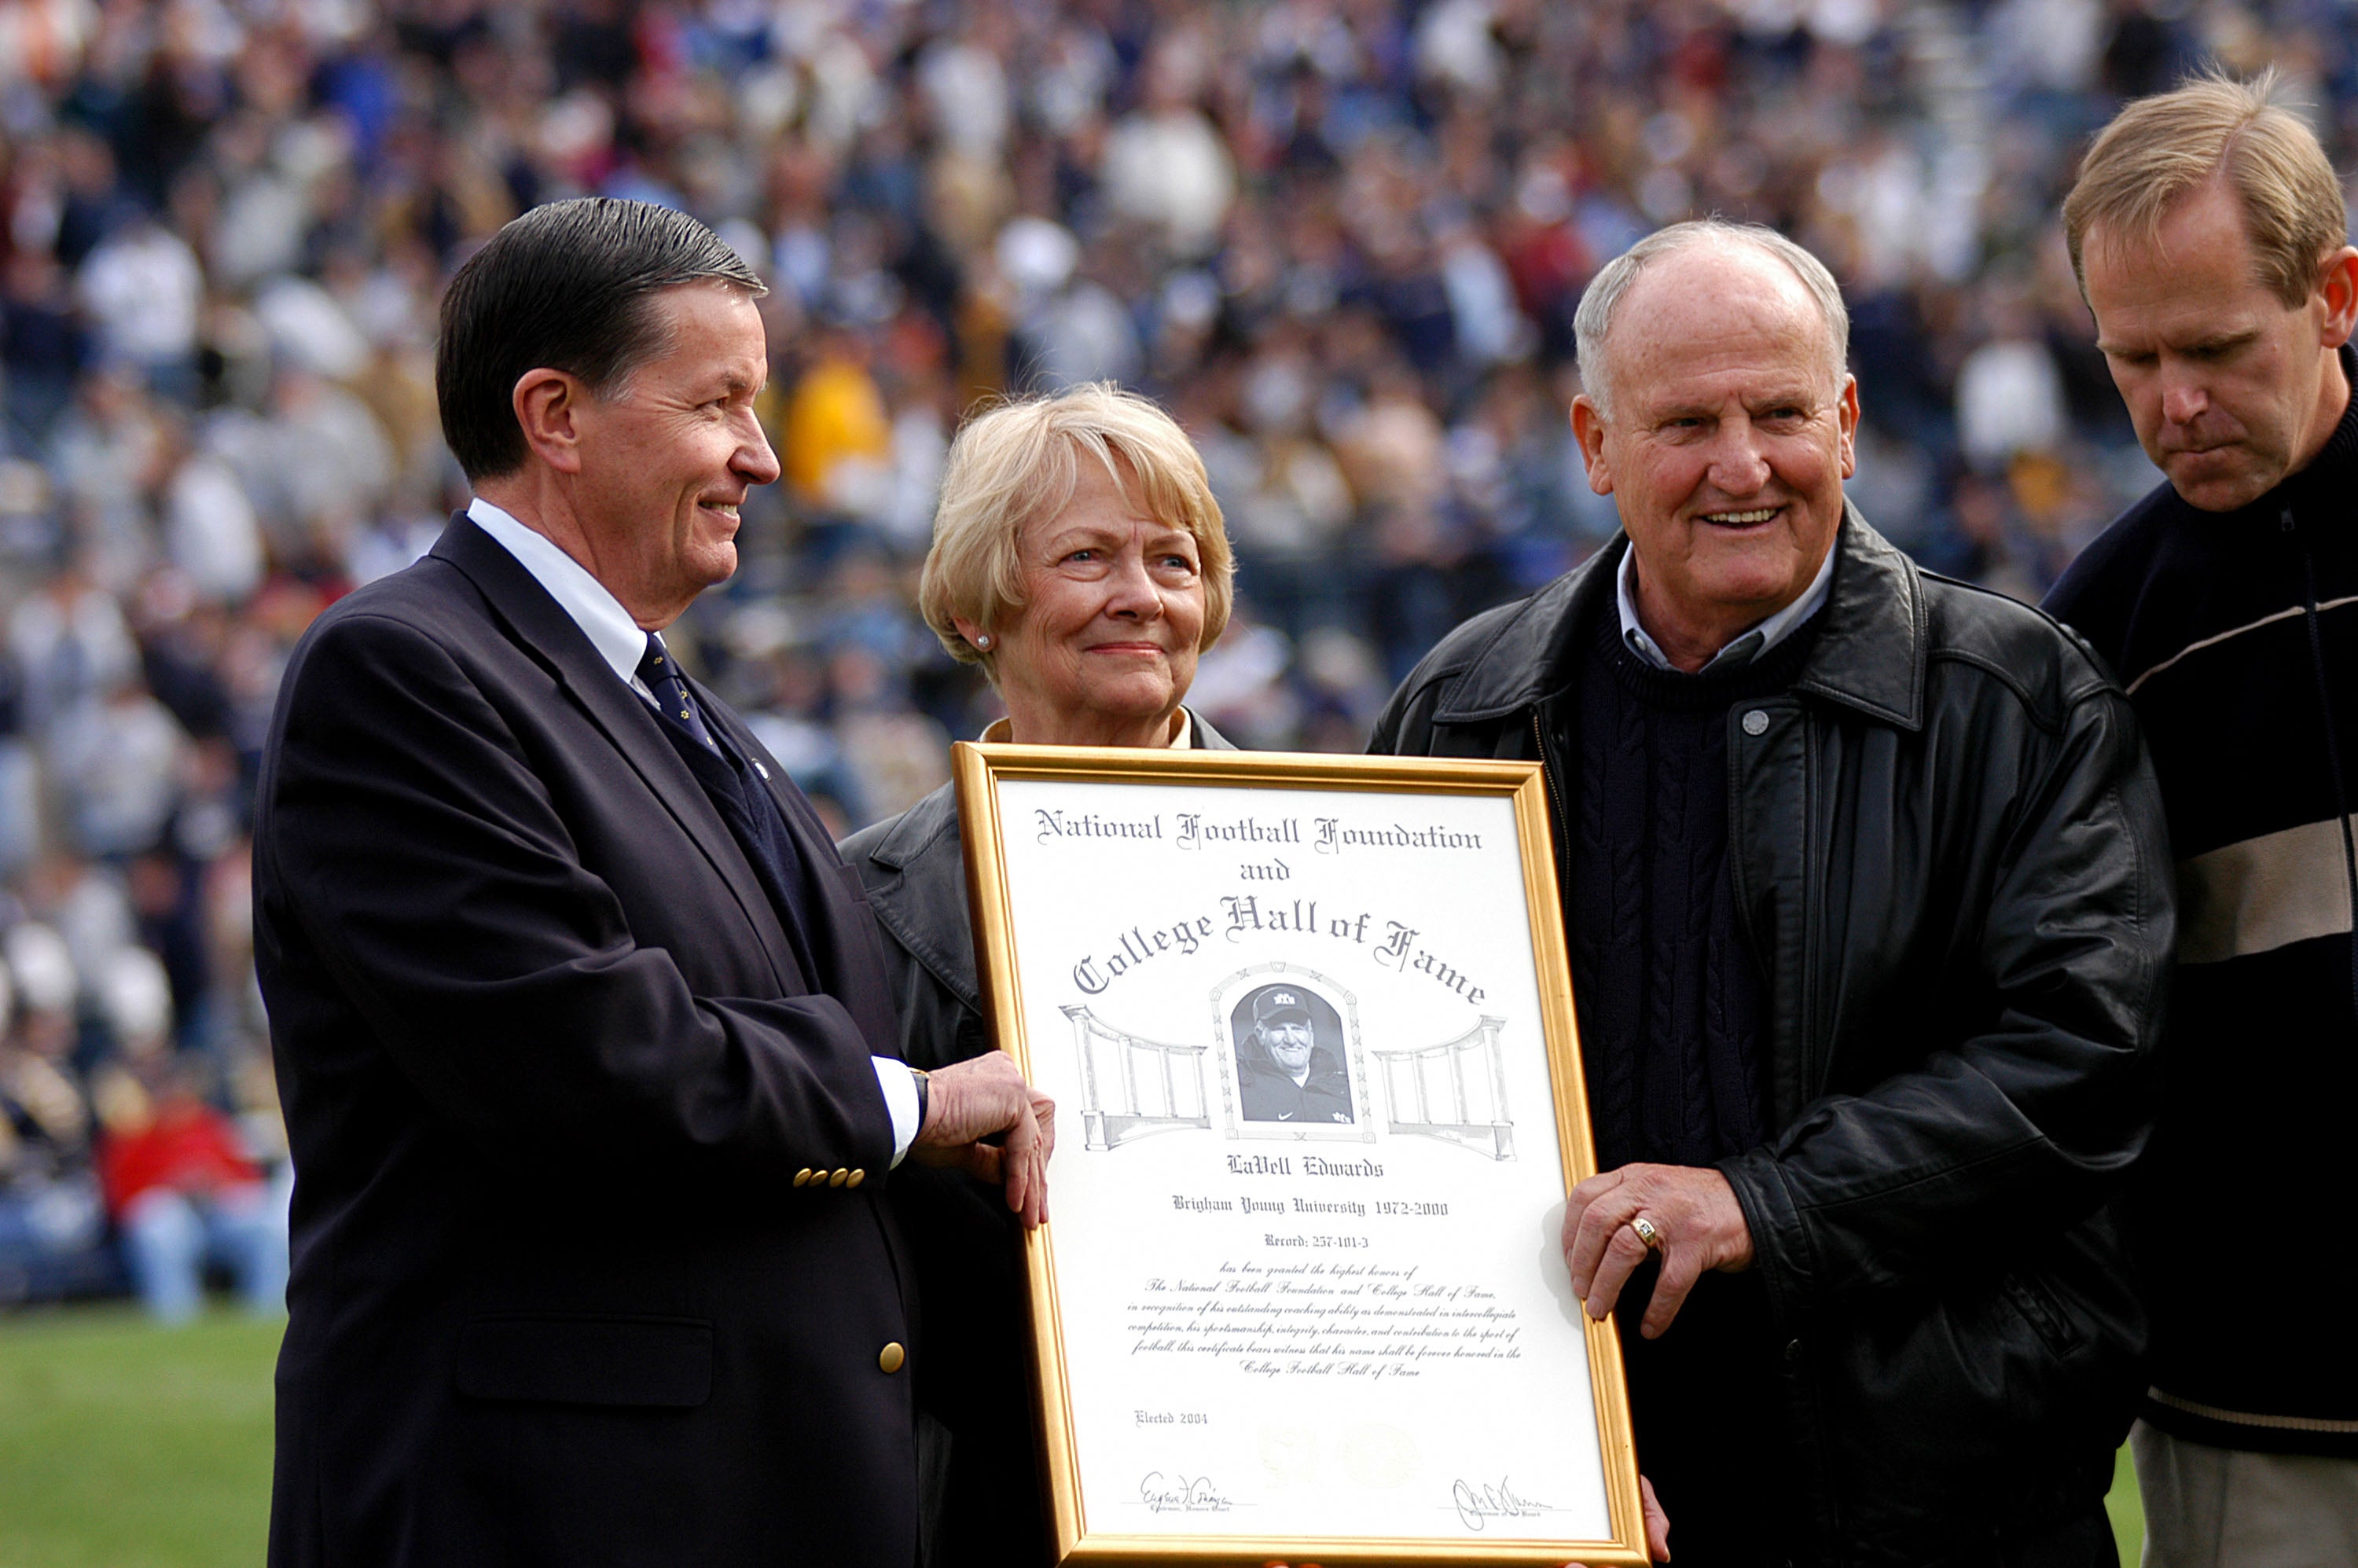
[840, 383, 1236, 1563]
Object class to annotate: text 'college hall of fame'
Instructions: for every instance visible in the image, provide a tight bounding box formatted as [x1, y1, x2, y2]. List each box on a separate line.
[959, 744, 1647, 1566]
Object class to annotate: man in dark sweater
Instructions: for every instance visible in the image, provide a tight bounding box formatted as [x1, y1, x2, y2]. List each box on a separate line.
[1374, 218, 2171, 1566]
[2045, 73, 2358, 1566]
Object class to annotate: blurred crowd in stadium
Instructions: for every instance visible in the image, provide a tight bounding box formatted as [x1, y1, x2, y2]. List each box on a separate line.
[0, 0, 2341, 1309]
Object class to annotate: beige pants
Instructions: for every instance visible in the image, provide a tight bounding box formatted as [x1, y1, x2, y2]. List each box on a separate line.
[2134, 1420, 2358, 1568]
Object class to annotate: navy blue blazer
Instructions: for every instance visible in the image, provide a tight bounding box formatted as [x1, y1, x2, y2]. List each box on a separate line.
[255, 515, 917, 1568]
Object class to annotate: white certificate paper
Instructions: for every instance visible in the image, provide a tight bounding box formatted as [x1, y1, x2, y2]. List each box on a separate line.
[958, 746, 1644, 1566]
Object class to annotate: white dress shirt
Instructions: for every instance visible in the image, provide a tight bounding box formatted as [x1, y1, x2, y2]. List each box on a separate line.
[1614, 537, 1836, 674]
[466, 498, 922, 1165]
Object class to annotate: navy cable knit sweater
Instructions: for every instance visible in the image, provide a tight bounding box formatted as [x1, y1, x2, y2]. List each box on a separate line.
[1560, 597, 1821, 1562]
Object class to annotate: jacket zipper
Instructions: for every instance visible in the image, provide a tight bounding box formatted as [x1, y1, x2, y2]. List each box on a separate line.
[2286, 505, 2358, 1024]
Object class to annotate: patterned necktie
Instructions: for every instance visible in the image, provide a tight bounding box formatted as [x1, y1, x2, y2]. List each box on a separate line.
[637, 633, 719, 753]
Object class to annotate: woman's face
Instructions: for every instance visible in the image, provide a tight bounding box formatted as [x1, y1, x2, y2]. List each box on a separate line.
[975, 459, 1208, 747]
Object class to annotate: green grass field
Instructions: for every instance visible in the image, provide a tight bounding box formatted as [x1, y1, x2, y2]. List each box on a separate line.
[0, 1307, 278, 1568]
[0, 1305, 2144, 1566]
[2109, 1441, 2144, 1562]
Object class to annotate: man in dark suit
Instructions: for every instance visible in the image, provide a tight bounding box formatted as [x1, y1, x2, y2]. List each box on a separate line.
[253, 198, 1050, 1568]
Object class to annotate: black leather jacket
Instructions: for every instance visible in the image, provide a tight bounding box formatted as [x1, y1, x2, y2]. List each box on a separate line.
[1371, 515, 2172, 1566]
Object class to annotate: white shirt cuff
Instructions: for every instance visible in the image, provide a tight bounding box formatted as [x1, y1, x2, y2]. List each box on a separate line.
[873, 1058, 920, 1168]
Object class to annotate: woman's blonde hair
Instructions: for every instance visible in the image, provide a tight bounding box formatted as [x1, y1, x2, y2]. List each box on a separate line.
[918, 384, 1234, 678]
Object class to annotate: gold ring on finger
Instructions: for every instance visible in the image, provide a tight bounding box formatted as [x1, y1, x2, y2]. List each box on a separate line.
[1629, 1215, 1663, 1252]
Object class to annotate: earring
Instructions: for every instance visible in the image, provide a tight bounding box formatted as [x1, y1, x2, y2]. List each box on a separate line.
[975, 634, 993, 649]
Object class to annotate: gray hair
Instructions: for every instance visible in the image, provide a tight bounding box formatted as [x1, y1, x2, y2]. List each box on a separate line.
[1572, 218, 1849, 418]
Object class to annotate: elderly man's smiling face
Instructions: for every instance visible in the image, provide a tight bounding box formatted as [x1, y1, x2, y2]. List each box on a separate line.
[1261, 1019, 1316, 1078]
[1572, 242, 1858, 670]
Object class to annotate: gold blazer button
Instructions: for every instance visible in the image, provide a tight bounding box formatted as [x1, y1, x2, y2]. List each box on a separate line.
[793, 1170, 814, 1188]
[847, 1170, 865, 1188]
[829, 1169, 850, 1187]
[878, 1342, 905, 1375]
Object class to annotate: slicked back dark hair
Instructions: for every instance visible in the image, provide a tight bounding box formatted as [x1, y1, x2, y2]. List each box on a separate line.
[436, 198, 766, 481]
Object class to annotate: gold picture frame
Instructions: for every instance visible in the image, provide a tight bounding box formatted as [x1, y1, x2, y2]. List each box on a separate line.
[956, 741, 1647, 1567]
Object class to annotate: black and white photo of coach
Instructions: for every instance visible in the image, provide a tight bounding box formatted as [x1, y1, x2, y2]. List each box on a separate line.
[1232, 985, 1353, 1125]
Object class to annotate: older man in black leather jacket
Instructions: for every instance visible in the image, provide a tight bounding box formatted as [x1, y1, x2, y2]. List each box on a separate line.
[1372, 220, 2171, 1567]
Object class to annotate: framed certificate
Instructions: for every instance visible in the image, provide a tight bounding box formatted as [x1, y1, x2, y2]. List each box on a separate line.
[955, 743, 1647, 1566]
